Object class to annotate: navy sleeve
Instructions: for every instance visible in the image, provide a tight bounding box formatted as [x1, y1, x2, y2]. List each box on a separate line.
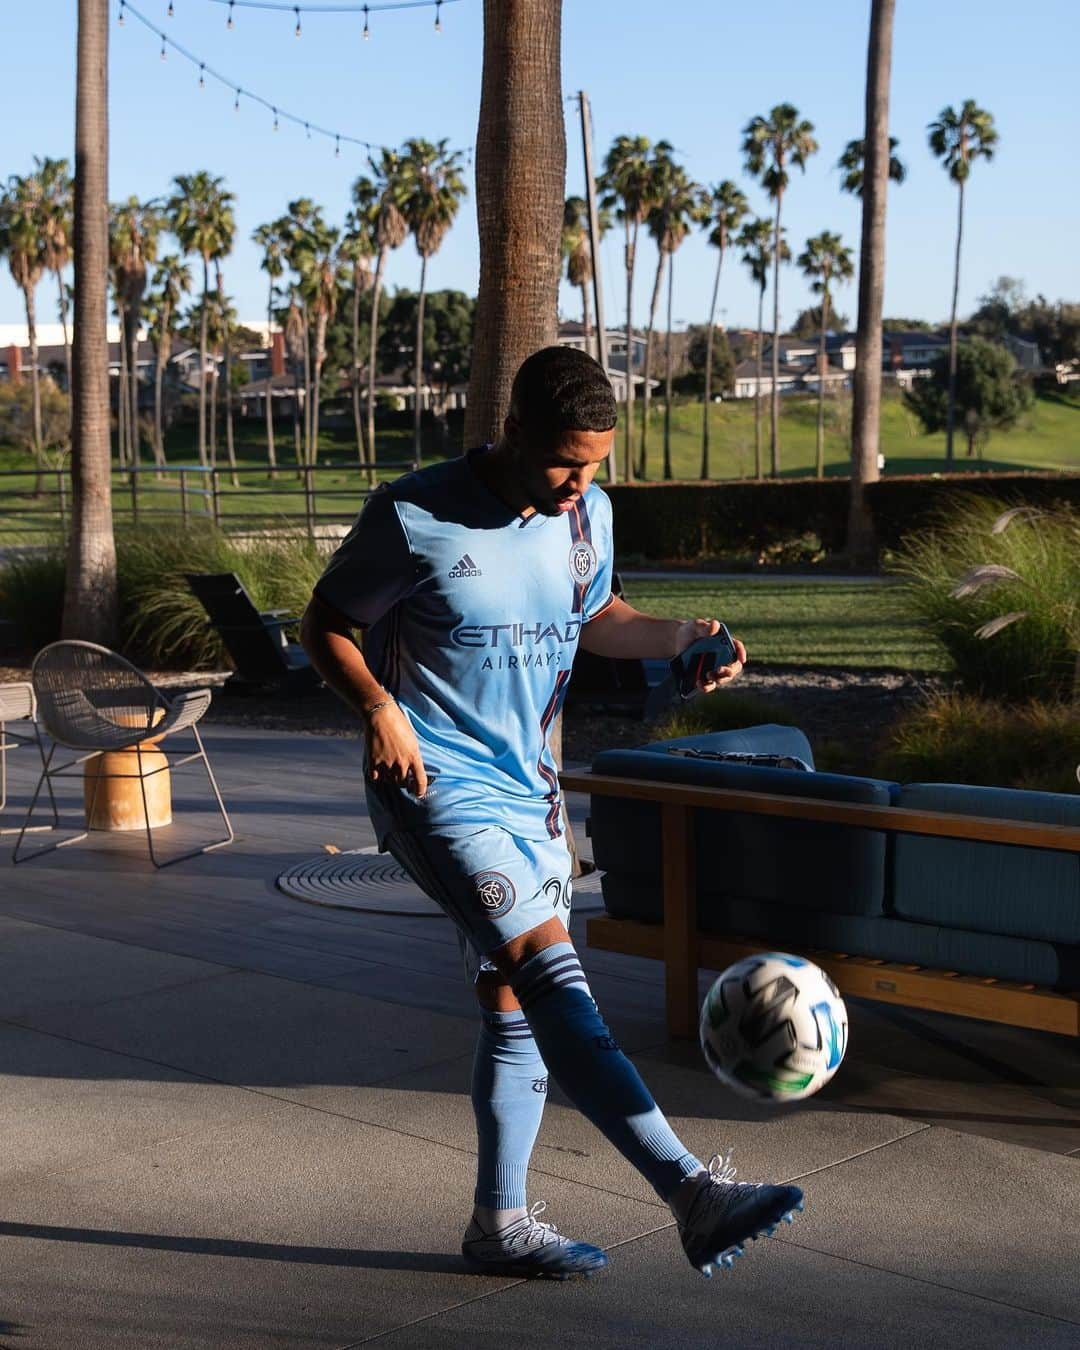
[314, 489, 417, 627]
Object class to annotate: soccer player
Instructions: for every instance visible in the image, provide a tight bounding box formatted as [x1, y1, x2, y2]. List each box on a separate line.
[300, 346, 803, 1281]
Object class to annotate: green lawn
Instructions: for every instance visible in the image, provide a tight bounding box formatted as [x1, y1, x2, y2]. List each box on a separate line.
[616, 388, 1080, 481]
[622, 576, 943, 670]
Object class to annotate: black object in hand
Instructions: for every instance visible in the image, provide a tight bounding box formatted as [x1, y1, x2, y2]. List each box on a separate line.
[670, 625, 739, 700]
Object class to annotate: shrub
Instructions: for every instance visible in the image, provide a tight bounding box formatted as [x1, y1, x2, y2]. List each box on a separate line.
[649, 689, 797, 741]
[0, 524, 332, 668]
[876, 692, 1080, 794]
[890, 497, 1079, 701]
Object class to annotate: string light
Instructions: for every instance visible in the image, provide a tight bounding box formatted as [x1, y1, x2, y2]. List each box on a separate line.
[118, 1, 126, 24]
[434, 0, 441, 32]
[227, 0, 235, 26]
[363, 4, 370, 38]
[116, 1, 468, 160]
[166, 1, 174, 16]
[293, 5, 301, 35]
[206, 0, 458, 20]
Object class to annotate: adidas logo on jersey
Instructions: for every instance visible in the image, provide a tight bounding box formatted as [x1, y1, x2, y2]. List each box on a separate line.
[448, 553, 483, 578]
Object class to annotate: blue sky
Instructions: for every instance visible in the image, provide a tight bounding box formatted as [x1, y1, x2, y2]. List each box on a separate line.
[2, 0, 1078, 337]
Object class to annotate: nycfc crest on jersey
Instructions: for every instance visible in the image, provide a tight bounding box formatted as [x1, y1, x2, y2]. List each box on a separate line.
[569, 540, 598, 585]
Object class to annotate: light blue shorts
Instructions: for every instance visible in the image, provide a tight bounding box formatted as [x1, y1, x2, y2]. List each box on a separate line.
[383, 824, 574, 982]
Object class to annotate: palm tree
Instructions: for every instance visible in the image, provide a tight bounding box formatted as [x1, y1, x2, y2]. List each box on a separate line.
[283, 199, 320, 466]
[64, 0, 116, 645]
[737, 217, 786, 480]
[647, 167, 704, 479]
[145, 254, 191, 466]
[252, 218, 288, 477]
[742, 104, 818, 476]
[633, 144, 677, 479]
[848, 0, 897, 562]
[837, 136, 906, 197]
[561, 195, 610, 360]
[167, 171, 236, 467]
[928, 99, 999, 466]
[0, 172, 47, 475]
[284, 291, 306, 468]
[700, 181, 748, 478]
[600, 134, 660, 483]
[797, 231, 854, 478]
[294, 216, 341, 466]
[363, 154, 409, 483]
[341, 195, 376, 466]
[35, 157, 74, 394]
[398, 137, 467, 469]
[110, 197, 162, 468]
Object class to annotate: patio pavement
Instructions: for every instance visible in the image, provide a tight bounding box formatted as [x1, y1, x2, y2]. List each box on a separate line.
[0, 724, 1077, 1349]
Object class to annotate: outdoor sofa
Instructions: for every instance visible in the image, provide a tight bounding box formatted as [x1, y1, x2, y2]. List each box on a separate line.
[567, 725, 1080, 1039]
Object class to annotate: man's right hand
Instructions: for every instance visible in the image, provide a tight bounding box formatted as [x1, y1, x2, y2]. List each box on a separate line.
[365, 702, 429, 797]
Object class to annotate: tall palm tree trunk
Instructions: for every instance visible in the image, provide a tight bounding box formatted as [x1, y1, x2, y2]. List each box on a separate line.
[365, 247, 387, 485]
[638, 250, 665, 479]
[63, 0, 117, 644]
[265, 282, 277, 478]
[22, 288, 44, 490]
[312, 311, 329, 468]
[622, 221, 636, 482]
[701, 243, 724, 479]
[580, 278, 592, 358]
[125, 306, 139, 466]
[351, 277, 366, 467]
[153, 311, 168, 467]
[769, 192, 783, 476]
[55, 268, 72, 395]
[116, 329, 128, 468]
[847, 0, 896, 562]
[662, 252, 675, 480]
[412, 254, 428, 470]
[301, 308, 313, 466]
[291, 362, 303, 469]
[197, 256, 209, 467]
[754, 284, 765, 479]
[816, 288, 829, 478]
[209, 359, 218, 470]
[946, 178, 964, 466]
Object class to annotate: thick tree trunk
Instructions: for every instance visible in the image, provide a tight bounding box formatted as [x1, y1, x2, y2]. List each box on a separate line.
[366, 247, 387, 485]
[198, 256, 209, 467]
[464, 0, 566, 449]
[412, 253, 428, 470]
[770, 191, 783, 477]
[754, 286, 765, 479]
[701, 242, 724, 479]
[662, 251, 675, 480]
[946, 178, 964, 469]
[847, 0, 896, 563]
[816, 287, 829, 478]
[265, 282, 277, 478]
[63, 0, 117, 644]
[622, 221, 636, 482]
[639, 249, 665, 479]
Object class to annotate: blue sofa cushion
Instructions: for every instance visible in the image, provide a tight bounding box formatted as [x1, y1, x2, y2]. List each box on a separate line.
[891, 784, 1080, 944]
[590, 727, 899, 918]
[598, 879, 1080, 991]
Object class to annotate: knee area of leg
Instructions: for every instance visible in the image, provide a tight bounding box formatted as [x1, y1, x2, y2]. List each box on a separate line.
[507, 941, 592, 1010]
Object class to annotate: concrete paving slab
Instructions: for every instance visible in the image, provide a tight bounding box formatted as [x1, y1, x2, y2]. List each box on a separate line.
[0, 1023, 283, 1184]
[0, 1097, 659, 1350]
[0, 915, 229, 1020]
[20, 969, 479, 1110]
[366, 1220, 1080, 1350]
[794, 1124, 1080, 1322]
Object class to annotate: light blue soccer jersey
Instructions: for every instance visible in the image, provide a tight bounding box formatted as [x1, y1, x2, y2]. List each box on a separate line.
[315, 450, 614, 845]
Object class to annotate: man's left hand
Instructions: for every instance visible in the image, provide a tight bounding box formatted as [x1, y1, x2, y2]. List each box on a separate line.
[675, 618, 747, 692]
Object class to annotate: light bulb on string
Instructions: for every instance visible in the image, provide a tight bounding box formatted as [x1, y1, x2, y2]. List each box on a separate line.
[272, 107, 280, 133]
[167, 1, 174, 17]
[198, 63, 205, 89]
[226, 0, 235, 29]
[117, 1, 125, 26]
[434, 1, 442, 33]
[160, 36, 167, 60]
[294, 7, 301, 38]
[234, 88, 241, 113]
[362, 5, 370, 40]
[335, 136, 341, 158]
[304, 122, 311, 140]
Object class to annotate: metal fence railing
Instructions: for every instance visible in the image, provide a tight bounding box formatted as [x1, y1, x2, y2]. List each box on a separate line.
[0, 461, 416, 543]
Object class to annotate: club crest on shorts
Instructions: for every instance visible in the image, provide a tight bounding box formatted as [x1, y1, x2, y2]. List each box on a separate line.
[474, 870, 516, 918]
[569, 540, 597, 586]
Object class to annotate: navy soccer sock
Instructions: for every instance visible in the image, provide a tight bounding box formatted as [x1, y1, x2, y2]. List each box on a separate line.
[471, 1008, 548, 1211]
[510, 943, 702, 1200]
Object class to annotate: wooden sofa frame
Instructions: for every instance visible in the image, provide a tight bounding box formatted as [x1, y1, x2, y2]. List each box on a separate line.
[561, 771, 1080, 1039]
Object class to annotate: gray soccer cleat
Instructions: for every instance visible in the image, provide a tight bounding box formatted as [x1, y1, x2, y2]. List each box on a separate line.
[677, 1152, 804, 1277]
[462, 1201, 609, 1280]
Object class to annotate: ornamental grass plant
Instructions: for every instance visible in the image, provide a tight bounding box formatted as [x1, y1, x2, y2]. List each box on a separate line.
[891, 497, 1079, 702]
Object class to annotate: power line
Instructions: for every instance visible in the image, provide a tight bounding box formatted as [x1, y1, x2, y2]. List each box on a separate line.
[117, 0, 461, 156]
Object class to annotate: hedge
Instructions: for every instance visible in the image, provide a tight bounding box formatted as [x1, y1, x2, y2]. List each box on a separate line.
[604, 472, 1080, 560]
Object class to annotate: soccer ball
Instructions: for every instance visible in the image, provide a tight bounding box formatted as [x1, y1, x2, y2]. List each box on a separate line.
[699, 953, 848, 1103]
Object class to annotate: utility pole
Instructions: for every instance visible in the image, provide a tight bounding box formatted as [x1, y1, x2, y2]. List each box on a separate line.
[577, 89, 616, 483]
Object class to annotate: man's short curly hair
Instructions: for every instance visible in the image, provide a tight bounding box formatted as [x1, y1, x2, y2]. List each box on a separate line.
[508, 345, 617, 446]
